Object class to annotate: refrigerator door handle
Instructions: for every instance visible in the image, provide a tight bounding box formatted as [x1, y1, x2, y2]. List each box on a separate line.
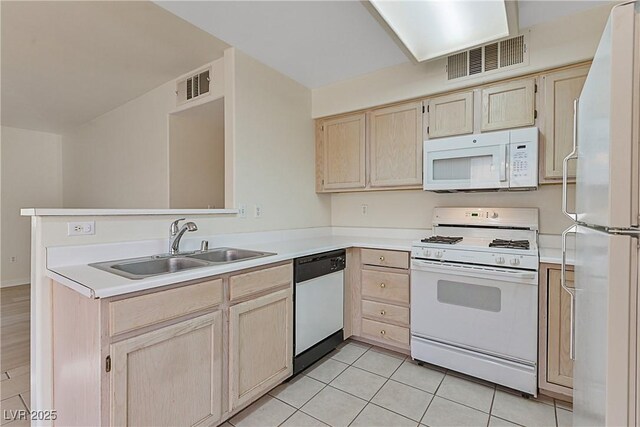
[561, 224, 577, 360]
[562, 99, 579, 221]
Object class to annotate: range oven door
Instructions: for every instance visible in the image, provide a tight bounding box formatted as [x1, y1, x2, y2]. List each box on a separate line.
[410, 259, 538, 363]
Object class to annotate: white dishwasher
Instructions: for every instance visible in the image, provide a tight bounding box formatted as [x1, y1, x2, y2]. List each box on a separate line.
[293, 250, 345, 375]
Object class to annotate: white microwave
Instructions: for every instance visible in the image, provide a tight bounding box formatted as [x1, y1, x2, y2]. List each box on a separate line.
[423, 127, 538, 192]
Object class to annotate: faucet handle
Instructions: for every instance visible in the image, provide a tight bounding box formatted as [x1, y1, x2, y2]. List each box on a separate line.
[170, 218, 186, 235]
[200, 240, 209, 251]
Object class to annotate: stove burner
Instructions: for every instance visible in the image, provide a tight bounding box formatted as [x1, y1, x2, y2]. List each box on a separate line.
[489, 239, 530, 250]
[421, 236, 463, 245]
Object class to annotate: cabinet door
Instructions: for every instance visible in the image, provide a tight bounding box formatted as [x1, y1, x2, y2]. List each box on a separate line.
[110, 311, 223, 427]
[321, 113, 366, 190]
[481, 78, 536, 131]
[541, 65, 589, 179]
[426, 91, 474, 138]
[229, 288, 293, 411]
[369, 102, 423, 187]
[547, 268, 574, 388]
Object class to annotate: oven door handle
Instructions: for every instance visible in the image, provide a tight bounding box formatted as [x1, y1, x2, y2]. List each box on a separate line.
[411, 259, 537, 281]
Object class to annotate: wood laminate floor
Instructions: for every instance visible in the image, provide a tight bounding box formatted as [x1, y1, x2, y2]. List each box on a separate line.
[0, 285, 30, 373]
[0, 285, 30, 426]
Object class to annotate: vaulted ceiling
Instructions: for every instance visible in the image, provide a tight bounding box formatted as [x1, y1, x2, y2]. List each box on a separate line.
[1, 1, 229, 133]
[1, 1, 615, 134]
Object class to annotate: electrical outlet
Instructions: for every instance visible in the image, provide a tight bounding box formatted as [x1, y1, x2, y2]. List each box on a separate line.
[67, 221, 95, 236]
[254, 205, 262, 218]
[238, 204, 247, 218]
[9, 256, 16, 263]
[361, 204, 368, 215]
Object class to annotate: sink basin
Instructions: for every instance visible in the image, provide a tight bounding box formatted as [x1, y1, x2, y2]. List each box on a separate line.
[89, 247, 276, 279]
[187, 248, 274, 264]
[91, 256, 211, 280]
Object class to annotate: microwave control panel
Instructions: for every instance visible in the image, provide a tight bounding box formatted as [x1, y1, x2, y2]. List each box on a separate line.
[509, 141, 538, 188]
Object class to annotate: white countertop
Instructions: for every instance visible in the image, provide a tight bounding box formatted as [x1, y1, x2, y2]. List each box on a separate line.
[46, 227, 574, 299]
[47, 234, 414, 298]
[539, 247, 575, 265]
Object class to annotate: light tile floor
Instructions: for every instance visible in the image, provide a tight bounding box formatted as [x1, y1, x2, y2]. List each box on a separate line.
[0, 364, 31, 426]
[229, 340, 573, 427]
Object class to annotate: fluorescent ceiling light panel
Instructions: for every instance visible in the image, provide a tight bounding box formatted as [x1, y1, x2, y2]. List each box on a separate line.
[370, 0, 510, 62]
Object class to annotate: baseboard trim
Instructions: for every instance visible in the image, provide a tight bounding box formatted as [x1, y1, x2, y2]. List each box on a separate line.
[1, 278, 30, 288]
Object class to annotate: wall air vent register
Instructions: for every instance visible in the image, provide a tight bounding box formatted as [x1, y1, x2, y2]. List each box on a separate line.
[176, 66, 211, 105]
[446, 34, 529, 82]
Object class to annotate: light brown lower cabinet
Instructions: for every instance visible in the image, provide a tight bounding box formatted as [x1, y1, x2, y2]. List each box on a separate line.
[229, 288, 293, 411]
[345, 248, 411, 353]
[539, 263, 574, 400]
[110, 312, 223, 427]
[51, 261, 294, 426]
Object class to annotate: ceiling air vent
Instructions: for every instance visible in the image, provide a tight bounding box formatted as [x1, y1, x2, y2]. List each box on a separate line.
[500, 35, 525, 67]
[447, 52, 468, 80]
[176, 67, 211, 106]
[468, 47, 483, 76]
[484, 43, 499, 71]
[445, 33, 529, 82]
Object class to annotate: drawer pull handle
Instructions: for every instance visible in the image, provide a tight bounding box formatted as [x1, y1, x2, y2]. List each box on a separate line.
[380, 283, 386, 288]
[379, 256, 385, 262]
[380, 330, 386, 335]
[380, 310, 386, 316]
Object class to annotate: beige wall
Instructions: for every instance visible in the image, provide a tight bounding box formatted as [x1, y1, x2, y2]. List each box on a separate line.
[1, 126, 62, 286]
[49, 48, 331, 243]
[169, 98, 225, 209]
[312, 3, 613, 118]
[61, 58, 226, 209]
[61, 79, 174, 208]
[331, 185, 574, 235]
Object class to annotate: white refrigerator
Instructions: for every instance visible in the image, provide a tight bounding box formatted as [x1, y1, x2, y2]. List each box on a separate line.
[562, 2, 640, 425]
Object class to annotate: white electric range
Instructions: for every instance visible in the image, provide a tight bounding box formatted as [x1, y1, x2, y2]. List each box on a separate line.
[410, 207, 539, 395]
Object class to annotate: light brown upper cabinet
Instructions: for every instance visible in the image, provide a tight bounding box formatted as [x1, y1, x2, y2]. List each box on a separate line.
[481, 78, 536, 132]
[369, 101, 423, 187]
[426, 91, 474, 138]
[320, 113, 366, 190]
[540, 64, 590, 181]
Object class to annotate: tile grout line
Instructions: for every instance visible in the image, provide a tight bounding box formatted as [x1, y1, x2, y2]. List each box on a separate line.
[418, 368, 447, 426]
[292, 342, 373, 426]
[485, 385, 497, 427]
[346, 347, 409, 427]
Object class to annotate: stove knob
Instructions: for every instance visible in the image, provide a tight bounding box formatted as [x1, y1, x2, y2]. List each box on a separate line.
[491, 211, 499, 219]
[423, 249, 432, 257]
[435, 251, 443, 258]
[496, 256, 505, 264]
[510, 258, 520, 266]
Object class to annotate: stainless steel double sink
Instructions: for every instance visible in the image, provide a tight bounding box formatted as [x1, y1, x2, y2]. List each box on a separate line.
[89, 248, 276, 280]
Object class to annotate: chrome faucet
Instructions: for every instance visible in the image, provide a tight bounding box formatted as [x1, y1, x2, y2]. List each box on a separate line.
[169, 218, 198, 255]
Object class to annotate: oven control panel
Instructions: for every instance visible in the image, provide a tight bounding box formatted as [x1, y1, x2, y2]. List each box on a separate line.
[411, 247, 538, 271]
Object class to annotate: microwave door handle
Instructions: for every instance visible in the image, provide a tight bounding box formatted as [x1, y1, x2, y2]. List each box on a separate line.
[499, 144, 507, 181]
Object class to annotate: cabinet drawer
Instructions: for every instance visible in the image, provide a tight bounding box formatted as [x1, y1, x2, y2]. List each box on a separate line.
[109, 278, 223, 336]
[230, 263, 293, 301]
[362, 319, 410, 348]
[362, 270, 409, 304]
[362, 300, 409, 326]
[361, 249, 409, 269]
